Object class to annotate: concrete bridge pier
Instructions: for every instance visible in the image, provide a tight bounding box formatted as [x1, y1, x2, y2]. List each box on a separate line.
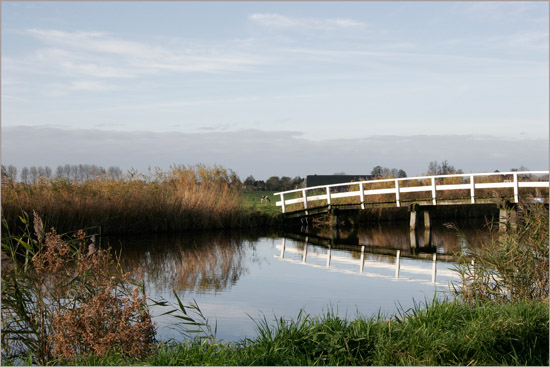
[409, 204, 432, 248]
[410, 229, 417, 248]
[409, 204, 431, 230]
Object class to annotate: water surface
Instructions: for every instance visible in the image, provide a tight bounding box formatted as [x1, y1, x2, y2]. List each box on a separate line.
[109, 221, 489, 342]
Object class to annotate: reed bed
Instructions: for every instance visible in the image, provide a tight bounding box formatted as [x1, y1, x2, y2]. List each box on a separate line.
[1, 165, 272, 235]
[453, 202, 549, 303]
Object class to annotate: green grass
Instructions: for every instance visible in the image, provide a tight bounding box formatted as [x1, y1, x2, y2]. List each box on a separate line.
[66, 298, 549, 366]
[241, 190, 283, 216]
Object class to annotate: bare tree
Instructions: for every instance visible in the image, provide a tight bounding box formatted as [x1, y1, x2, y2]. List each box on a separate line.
[20, 167, 29, 184]
[3, 165, 18, 181]
[29, 166, 38, 184]
[107, 166, 122, 180]
[427, 160, 462, 175]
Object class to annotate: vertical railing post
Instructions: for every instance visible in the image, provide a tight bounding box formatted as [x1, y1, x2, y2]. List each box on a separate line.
[280, 193, 286, 213]
[359, 182, 365, 209]
[395, 179, 400, 207]
[470, 174, 475, 204]
[431, 177, 437, 205]
[302, 189, 308, 210]
[513, 173, 519, 203]
[326, 186, 332, 207]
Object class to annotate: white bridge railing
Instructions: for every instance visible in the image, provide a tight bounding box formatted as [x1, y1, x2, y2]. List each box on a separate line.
[274, 171, 549, 214]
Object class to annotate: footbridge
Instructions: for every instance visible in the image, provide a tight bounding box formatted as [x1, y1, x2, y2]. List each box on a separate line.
[274, 171, 549, 228]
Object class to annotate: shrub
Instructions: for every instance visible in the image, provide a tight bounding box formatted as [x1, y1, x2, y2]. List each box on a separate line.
[1, 213, 155, 365]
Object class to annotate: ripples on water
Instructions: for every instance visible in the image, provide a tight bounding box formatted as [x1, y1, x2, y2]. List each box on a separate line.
[108, 220, 491, 342]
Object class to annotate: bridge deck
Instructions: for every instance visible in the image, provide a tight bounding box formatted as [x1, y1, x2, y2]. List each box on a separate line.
[274, 171, 549, 217]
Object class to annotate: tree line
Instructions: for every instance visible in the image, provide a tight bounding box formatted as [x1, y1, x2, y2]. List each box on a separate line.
[244, 175, 305, 192]
[2, 160, 533, 187]
[1, 164, 123, 184]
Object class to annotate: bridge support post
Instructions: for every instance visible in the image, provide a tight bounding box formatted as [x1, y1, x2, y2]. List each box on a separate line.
[423, 210, 431, 230]
[423, 227, 432, 248]
[409, 204, 418, 248]
[409, 204, 419, 230]
[410, 210, 417, 230]
[410, 229, 417, 248]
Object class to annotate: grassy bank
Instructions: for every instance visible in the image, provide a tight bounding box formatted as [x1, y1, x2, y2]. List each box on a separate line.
[1, 165, 279, 235]
[242, 190, 282, 216]
[68, 299, 549, 366]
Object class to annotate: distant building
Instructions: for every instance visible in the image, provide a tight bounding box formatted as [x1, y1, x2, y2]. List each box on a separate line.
[305, 174, 373, 188]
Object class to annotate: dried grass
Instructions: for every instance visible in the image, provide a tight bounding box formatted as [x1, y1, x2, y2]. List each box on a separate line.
[1, 213, 155, 364]
[453, 202, 549, 303]
[1, 165, 246, 235]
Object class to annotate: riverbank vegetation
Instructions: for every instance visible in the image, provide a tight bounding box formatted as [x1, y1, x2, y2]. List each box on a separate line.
[453, 202, 549, 303]
[2, 204, 547, 365]
[1, 214, 155, 365]
[64, 299, 546, 366]
[1, 165, 279, 235]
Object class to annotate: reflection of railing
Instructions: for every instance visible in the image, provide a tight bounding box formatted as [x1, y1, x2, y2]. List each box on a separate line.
[274, 171, 549, 213]
[284, 226, 465, 262]
[276, 238, 459, 285]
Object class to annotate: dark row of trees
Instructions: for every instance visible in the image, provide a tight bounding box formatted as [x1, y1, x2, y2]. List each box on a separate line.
[426, 160, 462, 175]
[1, 164, 123, 184]
[244, 175, 304, 191]
[370, 166, 407, 178]
[1, 161, 535, 187]
[368, 161, 461, 178]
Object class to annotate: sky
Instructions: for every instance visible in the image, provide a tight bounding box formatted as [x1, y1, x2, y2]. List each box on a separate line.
[1, 1, 549, 180]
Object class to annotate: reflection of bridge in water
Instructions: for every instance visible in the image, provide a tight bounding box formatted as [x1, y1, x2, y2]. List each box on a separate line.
[276, 237, 459, 286]
[279, 219, 494, 285]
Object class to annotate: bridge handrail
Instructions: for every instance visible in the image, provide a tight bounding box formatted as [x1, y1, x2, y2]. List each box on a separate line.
[273, 170, 549, 213]
[274, 171, 549, 196]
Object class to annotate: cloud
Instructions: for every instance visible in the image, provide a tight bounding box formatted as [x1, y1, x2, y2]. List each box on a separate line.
[460, 1, 542, 20]
[15, 28, 262, 81]
[99, 96, 260, 111]
[27, 28, 163, 57]
[2, 126, 547, 180]
[249, 13, 367, 31]
[506, 31, 549, 51]
[70, 80, 117, 91]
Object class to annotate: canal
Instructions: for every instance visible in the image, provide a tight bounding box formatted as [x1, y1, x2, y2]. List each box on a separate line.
[108, 219, 491, 342]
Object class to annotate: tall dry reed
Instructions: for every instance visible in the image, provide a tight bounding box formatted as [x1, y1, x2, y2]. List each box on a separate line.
[453, 202, 549, 304]
[2, 165, 251, 235]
